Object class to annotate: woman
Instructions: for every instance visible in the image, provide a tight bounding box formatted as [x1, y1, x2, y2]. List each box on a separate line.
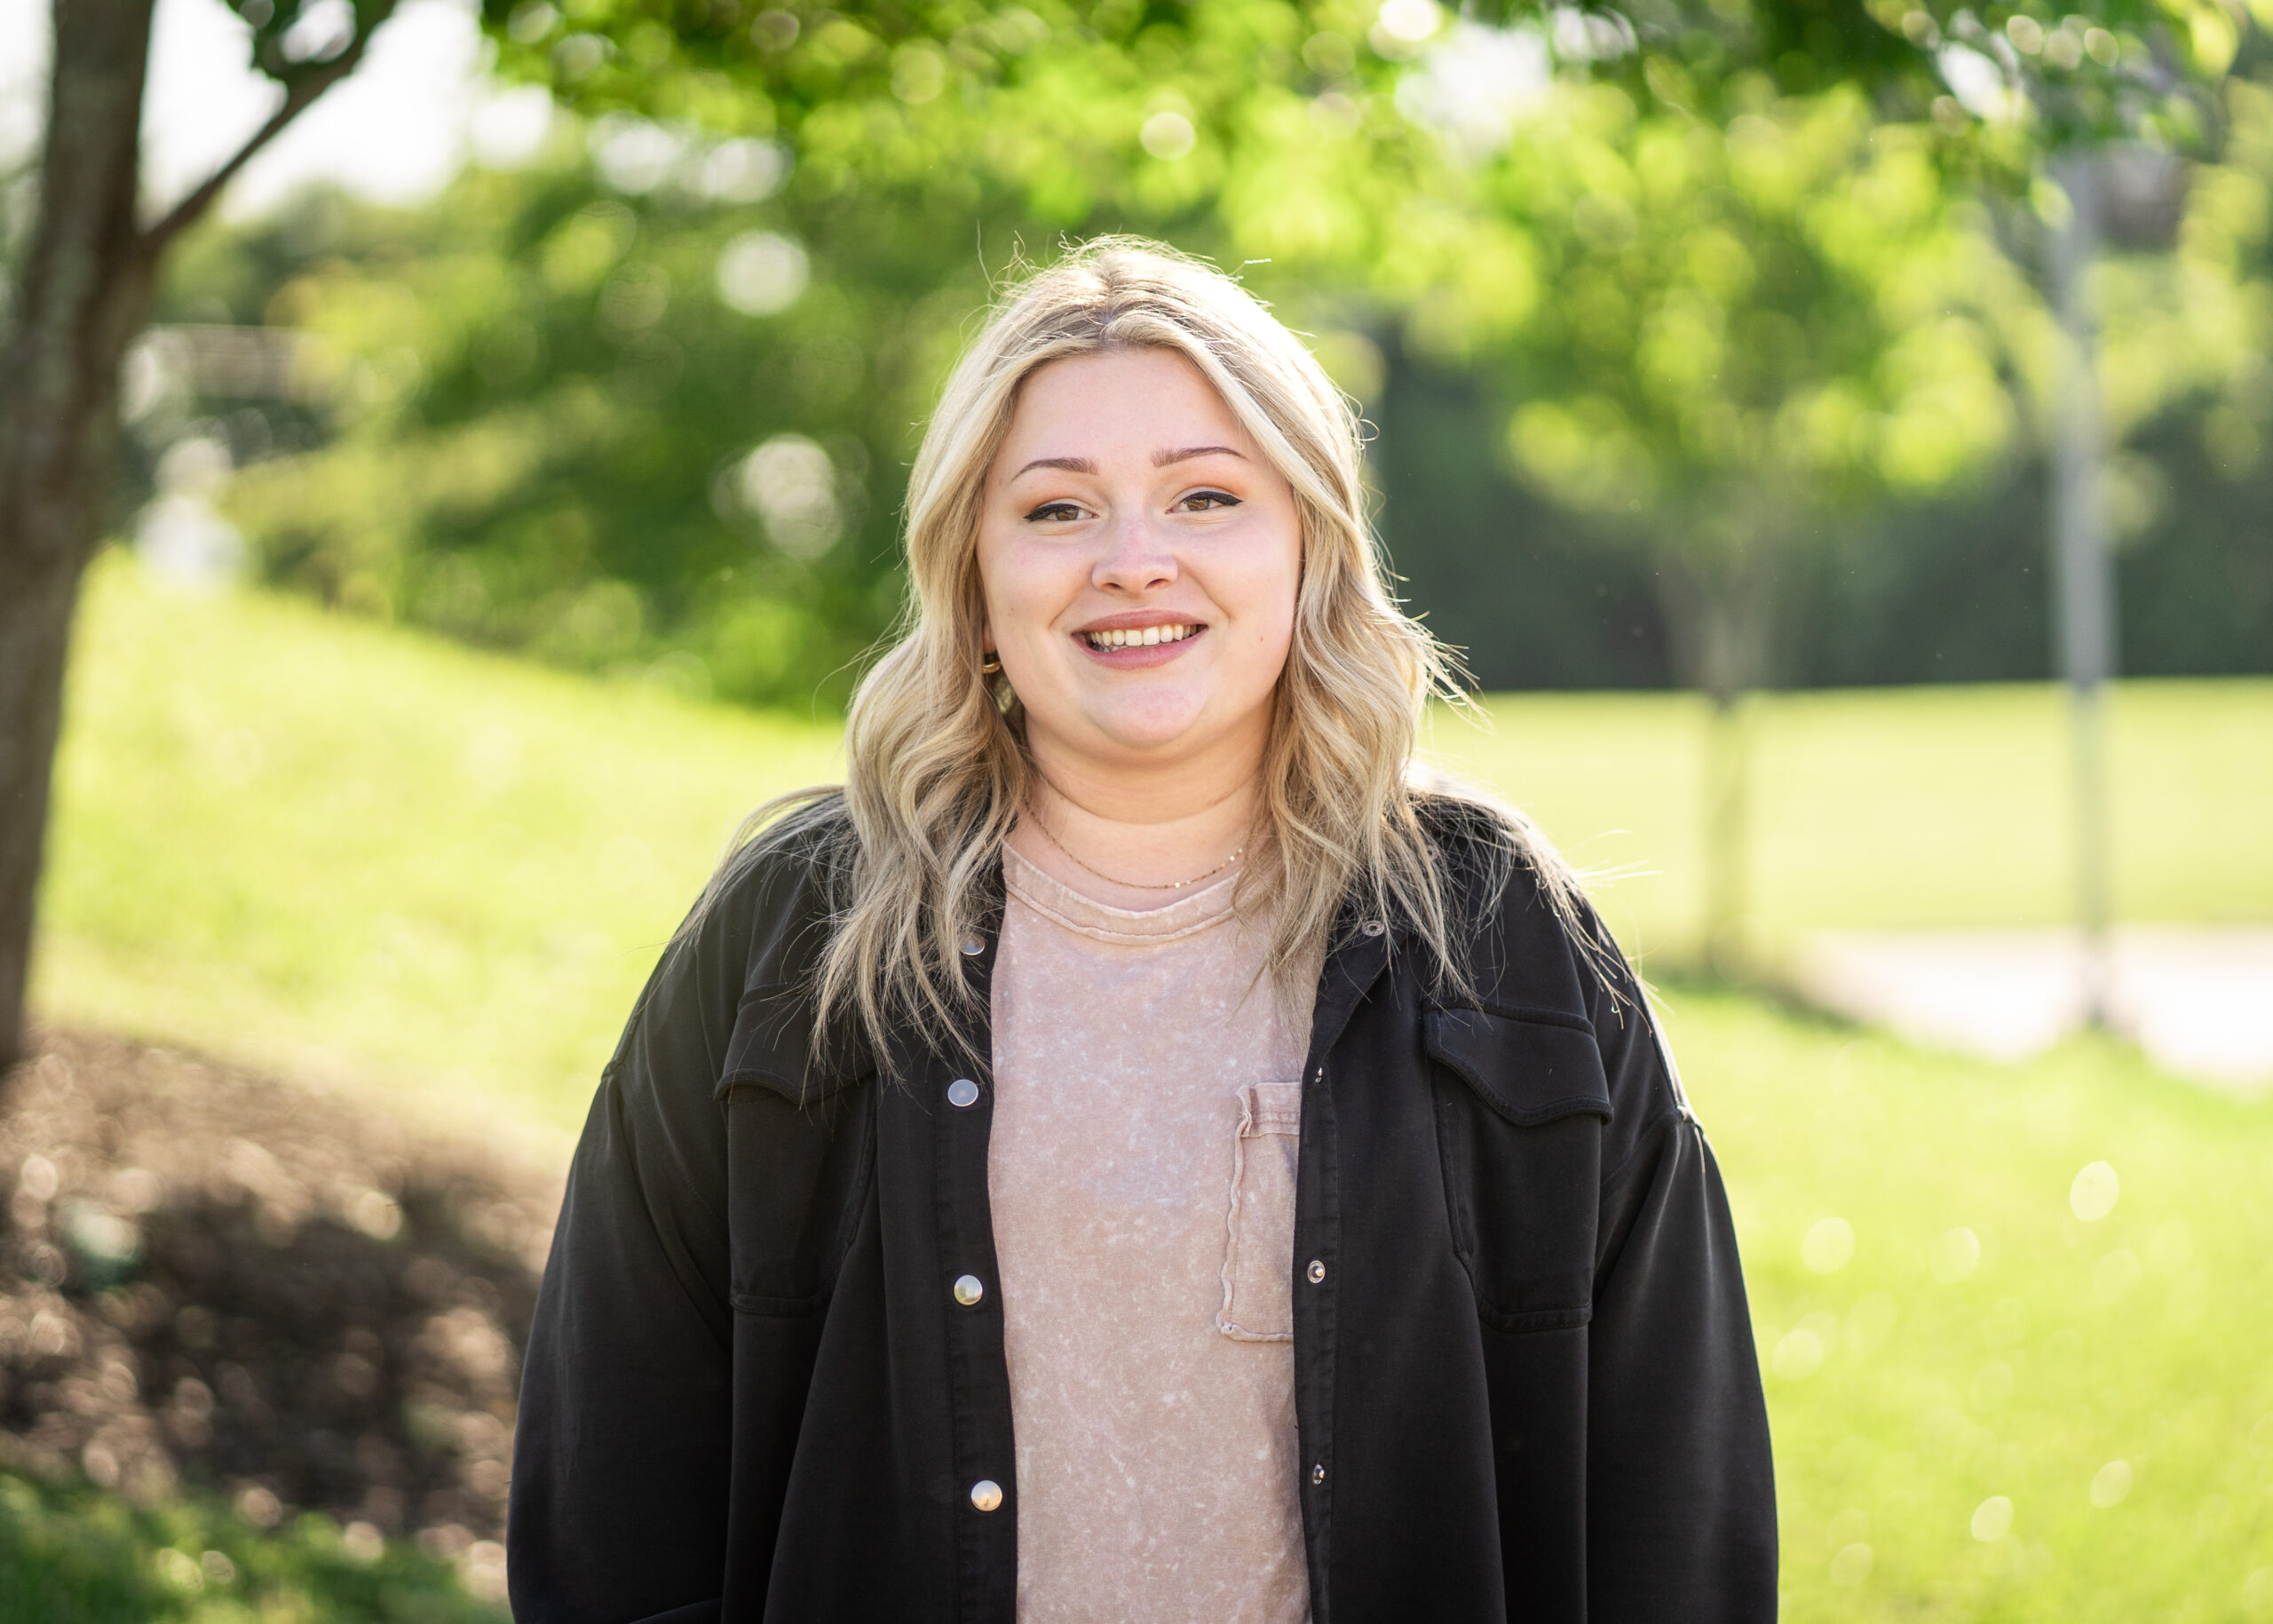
[509, 239, 1776, 1624]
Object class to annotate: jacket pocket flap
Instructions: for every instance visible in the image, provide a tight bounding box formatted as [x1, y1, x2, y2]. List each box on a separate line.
[716, 984, 869, 1105]
[1424, 1007, 1612, 1128]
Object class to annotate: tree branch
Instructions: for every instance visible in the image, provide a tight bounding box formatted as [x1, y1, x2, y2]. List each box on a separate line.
[139, 5, 400, 257]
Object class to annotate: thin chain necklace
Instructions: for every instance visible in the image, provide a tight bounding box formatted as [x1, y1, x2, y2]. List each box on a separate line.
[1025, 800, 1247, 892]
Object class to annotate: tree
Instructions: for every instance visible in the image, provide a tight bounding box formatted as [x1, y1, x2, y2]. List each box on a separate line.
[209, 155, 1015, 711]
[1469, 75, 2029, 972]
[1365, 0, 2250, 973]
[0, 0, 415, 1070]
[2, 0, 1246, 1066]
[167, 0, 1464, 712]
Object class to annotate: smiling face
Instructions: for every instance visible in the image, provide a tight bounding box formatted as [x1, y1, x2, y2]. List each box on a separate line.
[976, 345, 1303, 789]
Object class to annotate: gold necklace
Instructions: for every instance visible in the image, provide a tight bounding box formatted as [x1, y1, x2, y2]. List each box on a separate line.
[1026, 804, 1247, 892]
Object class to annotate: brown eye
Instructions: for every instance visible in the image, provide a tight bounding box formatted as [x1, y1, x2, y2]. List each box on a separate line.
[1177, 490, 1240, 511]
[1025, 501, 1085, 523]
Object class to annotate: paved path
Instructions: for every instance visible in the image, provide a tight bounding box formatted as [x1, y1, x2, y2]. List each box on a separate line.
[1792, 928, 2273, 1094]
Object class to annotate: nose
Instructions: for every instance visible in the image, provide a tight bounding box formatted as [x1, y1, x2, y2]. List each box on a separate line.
[1090, 508, 1177, 596]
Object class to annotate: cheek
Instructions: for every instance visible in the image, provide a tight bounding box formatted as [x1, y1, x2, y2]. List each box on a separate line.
[1240, 606, 1297, 690]
[1221, 522, 1303, 654]
[978, 533, 1065, 640]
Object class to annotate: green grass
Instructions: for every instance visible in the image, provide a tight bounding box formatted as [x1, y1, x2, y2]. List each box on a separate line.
[1425, 680, 2273, 966]
[28, 555, 2273, 1615]
[0, 1469, 504, 1623]
[40, 555, 843, 1136]
[1677, 992, 2273, 1619]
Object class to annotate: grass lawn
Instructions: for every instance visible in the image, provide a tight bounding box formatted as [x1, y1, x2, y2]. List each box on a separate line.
[0, 1470, 503, 1623]
[1426, 680, 2273, 966]
[1680, 991, 2273, 1619]
[39, 557, 844, 1138]
[24, 555, 2273, 1615]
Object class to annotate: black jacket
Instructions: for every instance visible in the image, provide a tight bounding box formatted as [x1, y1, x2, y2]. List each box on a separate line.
[509, 812, 1777, 1622]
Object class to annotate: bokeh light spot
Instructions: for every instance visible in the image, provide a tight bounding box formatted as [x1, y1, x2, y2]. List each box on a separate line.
[733, 434, 840, 558]
[1970, 1494, 2014, 1541]
[1803, 1216, 1856, 1273]
[2090, 1459, 2133, 1507]
[717, 233, 810, 317]
[1140, 111, 1198, 162]
[1932, 1226, 1980, 1283]
[2071, 1161, 2120, 1222]
[1830, 1542, 1873, 1585]
[1375, 0, 1444, 45]
[1772, 1326, 1825, 1380]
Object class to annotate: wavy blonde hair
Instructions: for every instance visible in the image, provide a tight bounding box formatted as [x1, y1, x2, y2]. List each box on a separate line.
[711, 238, 1584, 1064]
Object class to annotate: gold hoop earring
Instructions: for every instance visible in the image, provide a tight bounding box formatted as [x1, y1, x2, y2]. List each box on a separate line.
[979, 653, 1002, 676]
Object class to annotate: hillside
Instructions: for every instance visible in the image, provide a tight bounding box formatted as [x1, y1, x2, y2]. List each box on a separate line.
[38, 557, 2273, 1128]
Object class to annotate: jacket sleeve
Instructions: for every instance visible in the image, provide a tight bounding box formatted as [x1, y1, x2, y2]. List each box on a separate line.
[509, 894, 747, 1624]
[1581, 967, 1779, 1620]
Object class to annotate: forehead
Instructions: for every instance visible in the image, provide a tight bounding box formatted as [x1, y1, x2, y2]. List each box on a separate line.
[995, 346, 1251, 462]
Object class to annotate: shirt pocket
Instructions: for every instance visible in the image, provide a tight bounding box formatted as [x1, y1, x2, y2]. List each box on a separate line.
[1424, 1006, 1612, 1333]
[1216, 1081, 1303, 1342]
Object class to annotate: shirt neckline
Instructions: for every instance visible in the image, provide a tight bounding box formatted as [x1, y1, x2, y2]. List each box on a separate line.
[1002, 843, 1244, 947]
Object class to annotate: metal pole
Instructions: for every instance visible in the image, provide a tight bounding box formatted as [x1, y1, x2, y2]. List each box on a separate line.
[2049, 151, 2116, 1027]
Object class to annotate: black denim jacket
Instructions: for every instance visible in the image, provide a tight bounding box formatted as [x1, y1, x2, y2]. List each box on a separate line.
[508, 809, 1778, 1622]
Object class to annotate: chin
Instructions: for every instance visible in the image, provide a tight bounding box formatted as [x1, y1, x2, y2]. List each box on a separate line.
[1080, 694, 1213, 757]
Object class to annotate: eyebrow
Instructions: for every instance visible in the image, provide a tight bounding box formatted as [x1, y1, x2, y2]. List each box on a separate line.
[1153, 445, 1245, 467]
[1012, 456, 1097, 478]
[1009, 445, 1247, 480]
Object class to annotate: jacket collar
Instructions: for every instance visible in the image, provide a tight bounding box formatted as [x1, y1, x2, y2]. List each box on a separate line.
[1304, 907, 1396, 1072]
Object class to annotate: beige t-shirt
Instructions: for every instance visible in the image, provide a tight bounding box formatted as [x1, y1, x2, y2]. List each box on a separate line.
[988, 844, 1316, 1624]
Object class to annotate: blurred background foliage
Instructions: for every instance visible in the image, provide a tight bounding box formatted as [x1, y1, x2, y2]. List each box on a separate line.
[167, 139, 994, 709]
[87, 0, 2266, 709]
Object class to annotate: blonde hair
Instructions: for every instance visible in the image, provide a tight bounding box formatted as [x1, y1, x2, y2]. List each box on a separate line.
[709, 238, 1587, 1065]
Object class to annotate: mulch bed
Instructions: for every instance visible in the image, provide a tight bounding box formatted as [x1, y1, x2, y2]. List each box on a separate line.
[0, 1029, 562, 1576]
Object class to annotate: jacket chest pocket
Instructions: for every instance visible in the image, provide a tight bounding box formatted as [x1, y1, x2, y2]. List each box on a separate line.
[718, 986, 874, 1318]
[1424, 1007, 1611, 1333]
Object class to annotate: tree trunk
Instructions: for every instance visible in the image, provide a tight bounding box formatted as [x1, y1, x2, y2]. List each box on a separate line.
[0, 0, 160, 1072]
[1700, 686, 1752, 981]
[0, 0, 390, 1077]
[1653, 537, 1790, 981]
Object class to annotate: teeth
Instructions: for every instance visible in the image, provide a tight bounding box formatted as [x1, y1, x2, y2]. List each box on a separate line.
[1086, 623, 1195, 650]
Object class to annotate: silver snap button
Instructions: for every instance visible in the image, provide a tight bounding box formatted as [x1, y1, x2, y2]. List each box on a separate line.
[1306, 1259, 1326, 1284]
[953, 1274, 986, 1306]
[1360, 919, 1385, 937]
[959, 935, 986, 956]
[970, 1479, 1003, 1512]
[947, 1078, 980, 1108]
[1311, 1463, 1327, 1485]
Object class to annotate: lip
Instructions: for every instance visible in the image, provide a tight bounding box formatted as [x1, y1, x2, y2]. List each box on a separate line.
[1074, 611, 1206, 634]
[1070, 610, 1208, 669]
